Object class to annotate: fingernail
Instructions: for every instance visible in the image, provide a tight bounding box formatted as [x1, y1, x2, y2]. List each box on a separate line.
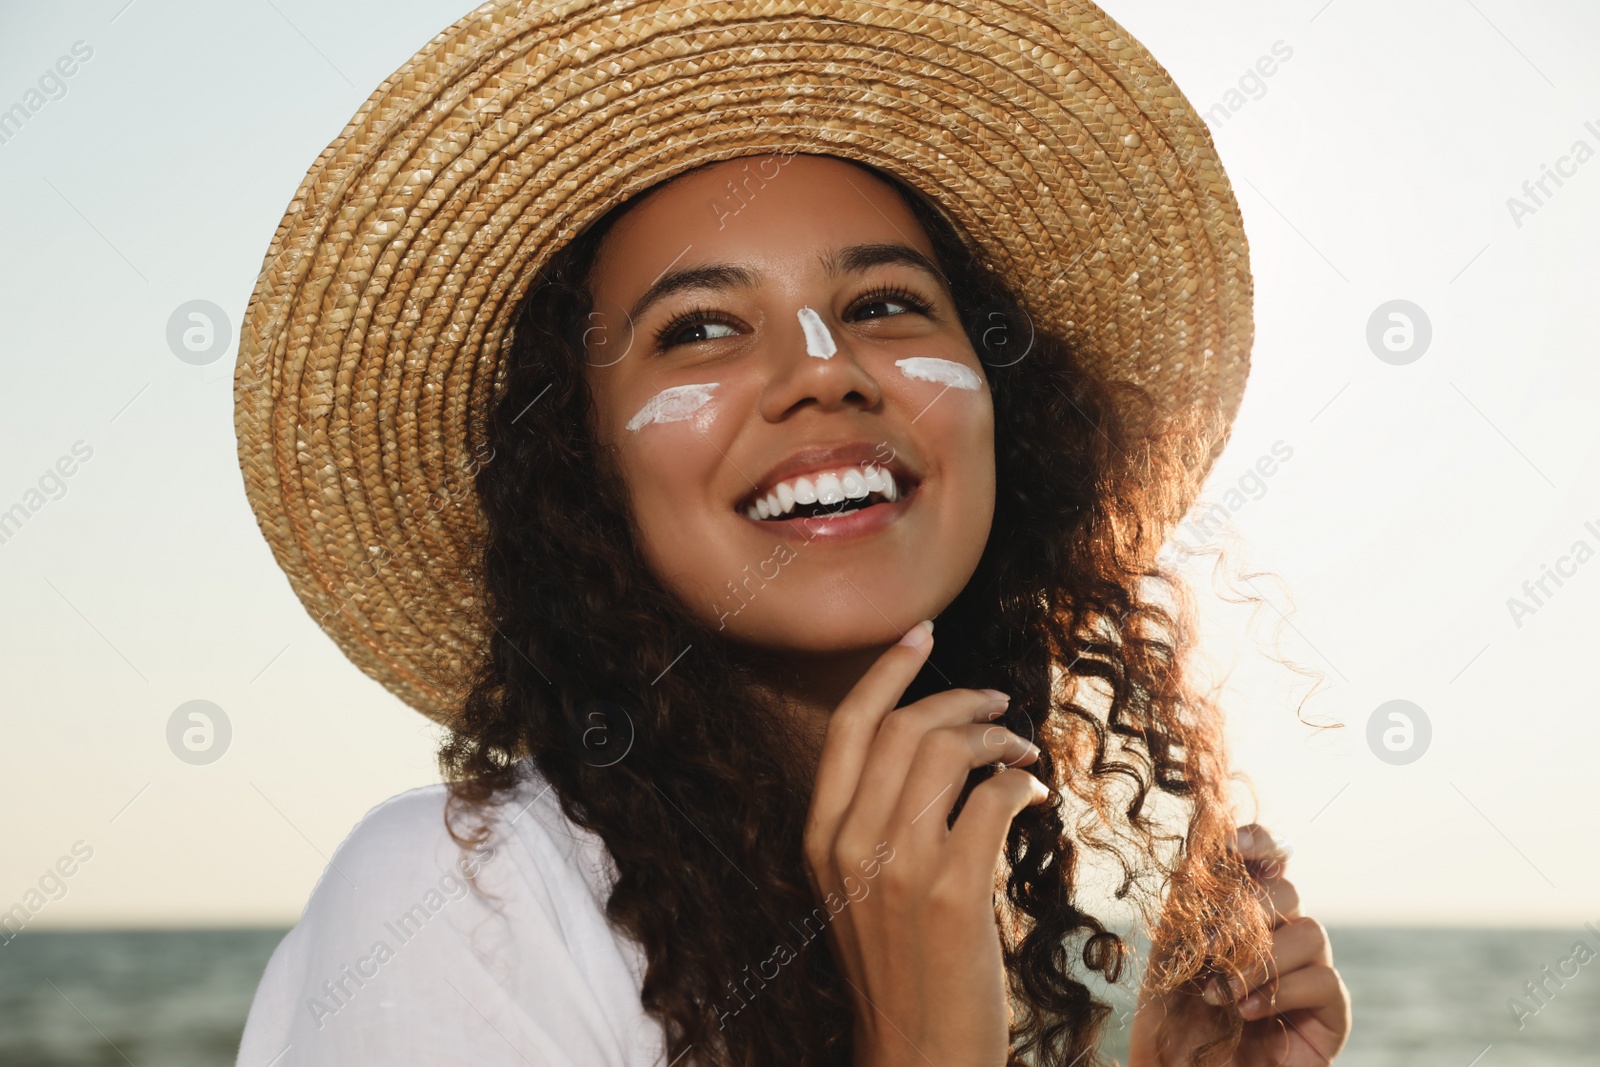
[981, 689, 1010, 718]
[1239, 993, 1266, 1017]
[1203, 974, 1245, 1006]
[897, 621, 933, 650]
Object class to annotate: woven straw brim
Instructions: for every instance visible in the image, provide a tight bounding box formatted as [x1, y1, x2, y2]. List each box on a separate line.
[234, 0, 1253, 723]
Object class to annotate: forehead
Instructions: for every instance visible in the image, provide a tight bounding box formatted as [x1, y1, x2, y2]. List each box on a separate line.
[589, 154, 938, 293]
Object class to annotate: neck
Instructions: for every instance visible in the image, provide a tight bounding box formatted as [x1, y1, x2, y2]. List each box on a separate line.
[738, 642, 894, 787]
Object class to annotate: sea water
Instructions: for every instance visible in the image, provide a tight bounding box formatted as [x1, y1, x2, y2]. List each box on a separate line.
[1, 927, 1596, 1065]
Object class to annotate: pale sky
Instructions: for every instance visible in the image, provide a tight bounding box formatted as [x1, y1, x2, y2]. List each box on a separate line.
[2, 0, 1597, 930]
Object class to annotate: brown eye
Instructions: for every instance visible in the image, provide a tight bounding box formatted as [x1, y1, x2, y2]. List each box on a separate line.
[850, 284, 935, 321]
[654, 308, 739, 351]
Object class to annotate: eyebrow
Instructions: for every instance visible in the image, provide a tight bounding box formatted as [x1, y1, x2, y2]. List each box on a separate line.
[625, 242, 949, 326]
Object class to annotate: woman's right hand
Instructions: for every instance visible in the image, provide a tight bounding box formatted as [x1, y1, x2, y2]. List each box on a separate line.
[802, 620, 1052, 1067]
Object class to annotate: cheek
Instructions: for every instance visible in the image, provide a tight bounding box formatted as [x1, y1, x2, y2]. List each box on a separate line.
[956, 403, 997, 514]
[947, 408, 997, 578]
[617, 435, 718, 587]
[623, 383, 720, 435]
[611, 381, 728, 496]
[609, 386, 741, 586]
[892, 366, 994, 457]
[893, 357, 985, 393]
[908, 377, 996, 528]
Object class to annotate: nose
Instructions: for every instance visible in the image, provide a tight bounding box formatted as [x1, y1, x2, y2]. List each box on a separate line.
[758, 306, 883, 421]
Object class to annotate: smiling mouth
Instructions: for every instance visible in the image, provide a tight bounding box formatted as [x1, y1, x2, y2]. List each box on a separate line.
[739, 463, 910, 522]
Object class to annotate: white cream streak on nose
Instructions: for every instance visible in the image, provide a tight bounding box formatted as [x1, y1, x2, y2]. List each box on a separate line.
[895, 357, 982, 391]
[796, 306, 837, 359]
[626, 383, 718, 432]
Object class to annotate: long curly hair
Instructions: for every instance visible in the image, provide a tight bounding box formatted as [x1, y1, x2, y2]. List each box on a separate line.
[439, 154, 1274, 1067]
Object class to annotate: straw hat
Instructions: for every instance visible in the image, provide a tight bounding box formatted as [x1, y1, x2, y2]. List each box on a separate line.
[233, 0, 1254, 724]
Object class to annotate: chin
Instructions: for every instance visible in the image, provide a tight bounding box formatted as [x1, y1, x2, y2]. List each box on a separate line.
[719, 613, 905, 658]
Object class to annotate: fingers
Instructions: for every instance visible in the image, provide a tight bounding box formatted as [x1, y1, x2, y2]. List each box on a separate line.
[840, 686, 1017, 825]
[1231, 823, 1292, 876]
[888, 721, 1041, 840]
[1254, 871, 1300, 925]
[1239, 962, 1349, 1029]
[1216, 916, 1330, 1000]
[942, 766, 1052, 890]
[807, 621, 936, 845]
[1230, 823, 1298, 924]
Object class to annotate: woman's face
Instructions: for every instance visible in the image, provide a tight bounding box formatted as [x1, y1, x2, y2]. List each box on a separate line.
[582, 153, 995, 657]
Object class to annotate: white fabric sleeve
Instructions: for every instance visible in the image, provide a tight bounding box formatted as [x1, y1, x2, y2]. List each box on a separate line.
[233, 780, 666, 1067]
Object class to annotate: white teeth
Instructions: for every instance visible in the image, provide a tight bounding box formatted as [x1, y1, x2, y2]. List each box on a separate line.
[745, 464, 908, 519]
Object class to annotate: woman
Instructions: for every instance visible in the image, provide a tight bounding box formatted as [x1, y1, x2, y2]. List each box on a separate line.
[232, 3, 1350, 1066]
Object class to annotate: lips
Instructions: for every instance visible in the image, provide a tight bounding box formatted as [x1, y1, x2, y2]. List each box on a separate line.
[737, 443, 917, 524]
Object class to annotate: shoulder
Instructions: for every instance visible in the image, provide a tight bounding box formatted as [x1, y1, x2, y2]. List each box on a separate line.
[298, 779, 477, 914]
[236, 762, 665, 1065]
[293, 762, 589, 930]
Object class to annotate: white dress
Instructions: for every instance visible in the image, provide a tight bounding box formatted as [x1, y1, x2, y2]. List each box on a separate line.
[234, 759, 668, 1066]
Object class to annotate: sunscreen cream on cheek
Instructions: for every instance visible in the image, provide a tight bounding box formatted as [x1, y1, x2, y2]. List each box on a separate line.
[894, 357, 982, 391]
[626, 383, 719, 432]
